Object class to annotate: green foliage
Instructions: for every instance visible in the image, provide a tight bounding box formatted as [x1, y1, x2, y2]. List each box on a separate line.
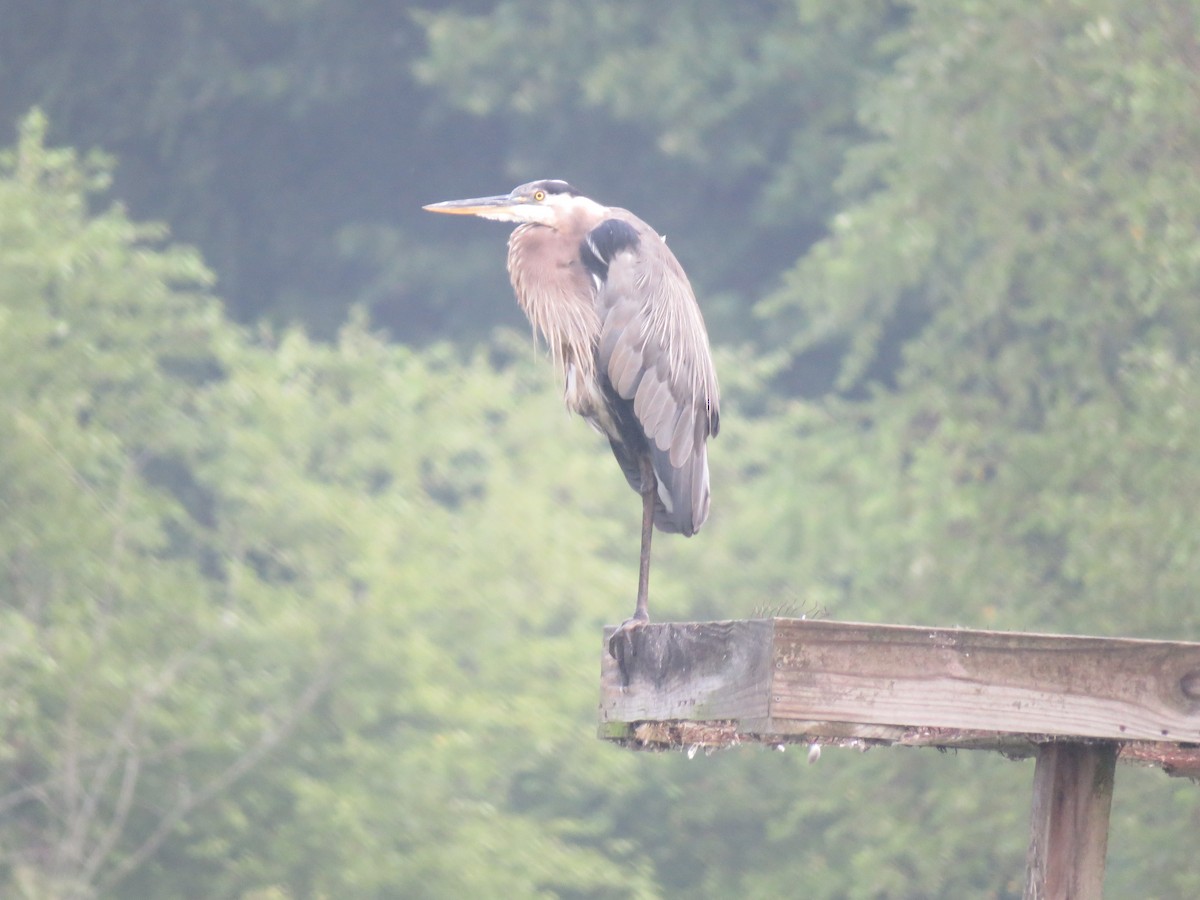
[0, 0, 888, 349]
[0, 0, 510, 339]
[414, 0, 893, 345]
[0, 109, 242, 896]
[162, 326, 660, 899]
[0, 113, 658, 898]
[764, 0, 1200, 638]
[4, 0, 1200, 895]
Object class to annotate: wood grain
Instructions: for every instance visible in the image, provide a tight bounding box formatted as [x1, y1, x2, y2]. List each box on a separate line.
[599, 619, 1200, 766]
[768, 619, 1200, 742]
[1024, 743, 1117, 900]
[599, 619, 1198, 897]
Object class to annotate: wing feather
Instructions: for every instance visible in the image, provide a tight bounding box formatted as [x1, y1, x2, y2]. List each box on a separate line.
[637, 374, 676, 448]
[669, 404, 694, 467]
[589, 211, 720, 535]
[607, 324, 646, 397]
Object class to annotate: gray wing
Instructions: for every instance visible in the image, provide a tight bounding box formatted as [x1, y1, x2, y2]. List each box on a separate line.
[583, 214, 720, 536]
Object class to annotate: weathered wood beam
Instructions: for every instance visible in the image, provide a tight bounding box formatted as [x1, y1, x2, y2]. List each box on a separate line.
[1024, 742, 1118, 900]
[599, 619, 1200, 776]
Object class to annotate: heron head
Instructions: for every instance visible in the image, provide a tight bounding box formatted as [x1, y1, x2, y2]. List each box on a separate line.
[423, 179, 589, 227]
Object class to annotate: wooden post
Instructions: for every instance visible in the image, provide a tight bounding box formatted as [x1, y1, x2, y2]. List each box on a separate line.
[1024, 742, 1117, 900]
[599, 619, 1200, 894]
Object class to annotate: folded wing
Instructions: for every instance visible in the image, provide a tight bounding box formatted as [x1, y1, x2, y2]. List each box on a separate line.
[581, 215, 720, 535]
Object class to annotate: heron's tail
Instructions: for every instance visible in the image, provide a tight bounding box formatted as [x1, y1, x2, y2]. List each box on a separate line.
[649, 444, 709, 536]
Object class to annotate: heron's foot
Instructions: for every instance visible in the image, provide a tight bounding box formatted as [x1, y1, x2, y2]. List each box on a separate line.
[608, 611, 649, 665]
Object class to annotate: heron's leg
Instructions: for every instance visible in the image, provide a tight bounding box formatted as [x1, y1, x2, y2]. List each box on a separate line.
[633, 457, 655, 622]
[609, 456, 656, 663]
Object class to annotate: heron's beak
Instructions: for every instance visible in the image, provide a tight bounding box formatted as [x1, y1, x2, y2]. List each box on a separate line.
[422, 195, 517, 217]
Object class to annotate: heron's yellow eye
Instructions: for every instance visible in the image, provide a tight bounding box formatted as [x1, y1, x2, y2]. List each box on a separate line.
[533, 189, 546, 201]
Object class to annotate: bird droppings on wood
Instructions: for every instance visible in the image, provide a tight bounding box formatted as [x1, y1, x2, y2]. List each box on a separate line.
[599, 619, 1200, 779]
[609, 720, 880, 756]
[605, 719, 1200, 778]
[614, 720, 742, 753]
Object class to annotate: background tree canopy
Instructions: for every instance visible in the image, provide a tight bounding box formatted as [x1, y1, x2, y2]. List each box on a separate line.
[1, 0, 1198, 897]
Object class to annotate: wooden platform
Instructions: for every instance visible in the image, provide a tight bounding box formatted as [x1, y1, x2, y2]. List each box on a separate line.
[599, 618, 1200, 777]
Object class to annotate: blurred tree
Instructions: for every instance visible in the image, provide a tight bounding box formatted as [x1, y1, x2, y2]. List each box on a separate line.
[133, 327, 663, 898]
[0, 111, 657, 897]
[0, 0, 895, 360]
[0, 109, 309, 895]
[3, 0, 1200, 895]
[414, 0, 897, 353]
[0, 0, 510, 339]
[633, 1, 1200, 895]
[761, 0, 1200, 642]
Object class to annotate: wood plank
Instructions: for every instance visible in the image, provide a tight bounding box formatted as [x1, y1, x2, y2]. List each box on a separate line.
[599, 619, 1200, 757]
[599, 620, 774, 725]
[1024, 742, 1117, 900]
[769, 619, 1200, 741]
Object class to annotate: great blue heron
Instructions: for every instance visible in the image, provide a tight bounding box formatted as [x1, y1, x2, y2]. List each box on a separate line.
[424, 180, 720, 657]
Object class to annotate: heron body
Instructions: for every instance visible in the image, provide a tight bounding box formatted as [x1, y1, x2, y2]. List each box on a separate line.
[424, 180, 719, 653]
